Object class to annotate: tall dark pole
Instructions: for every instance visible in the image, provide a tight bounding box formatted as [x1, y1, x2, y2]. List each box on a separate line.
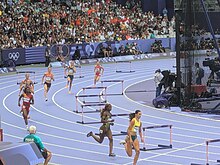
[175, 11, 181, 106]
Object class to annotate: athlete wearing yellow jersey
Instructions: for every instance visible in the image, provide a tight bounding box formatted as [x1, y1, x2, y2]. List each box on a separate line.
[121, 110, 144, 165]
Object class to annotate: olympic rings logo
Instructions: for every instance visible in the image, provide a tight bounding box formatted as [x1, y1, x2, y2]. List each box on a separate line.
[8, 52, 20, 61]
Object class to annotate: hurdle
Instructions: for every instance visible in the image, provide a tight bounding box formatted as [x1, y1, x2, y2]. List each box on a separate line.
[140, 124, 173, 151]
[76, 103, 106, 124]
[16, 71, 37, 85]
[115, 61, 135, 73]
[82, 86, 107, 104]
[191, 139, 220, 165]
[75, 93, 107, 112]
[101, 80, 124, 95]
[0, 128, 3, 141]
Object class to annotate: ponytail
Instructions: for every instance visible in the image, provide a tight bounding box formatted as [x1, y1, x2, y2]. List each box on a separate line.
[129, 113, 135, 121]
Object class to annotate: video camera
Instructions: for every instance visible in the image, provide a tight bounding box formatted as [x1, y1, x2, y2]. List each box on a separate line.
[203, 58, 220, 72]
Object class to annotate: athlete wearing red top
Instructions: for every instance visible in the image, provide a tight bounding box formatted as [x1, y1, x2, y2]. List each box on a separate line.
[94, 61, 104, 85]
[18, 87, 34, 130]
[42, 67, 54, 101]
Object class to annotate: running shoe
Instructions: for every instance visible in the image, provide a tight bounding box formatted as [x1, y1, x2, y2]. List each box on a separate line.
[26, 125, 29, 131]
[119, 140, 126, 145]
[109, 153, 116, 157]
[45, 98, 48, 101]
[86, 131, 92, 137]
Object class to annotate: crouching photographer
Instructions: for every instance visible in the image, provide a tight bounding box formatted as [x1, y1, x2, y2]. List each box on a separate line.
[151, 40, 165, 53]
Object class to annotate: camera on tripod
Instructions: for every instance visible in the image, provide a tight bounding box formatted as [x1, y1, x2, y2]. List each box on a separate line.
[203, 57, 220, 72]
[203, 57, 220, 85]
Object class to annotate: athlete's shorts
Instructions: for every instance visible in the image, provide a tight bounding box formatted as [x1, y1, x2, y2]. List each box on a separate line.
[41, 151, 48, 159]
[22, 104, 30, 112]
[95, 72, 101, 76]
[131, 135, 137, 142]
[44, 82, 51, 88]
[67, 75, 74, 81]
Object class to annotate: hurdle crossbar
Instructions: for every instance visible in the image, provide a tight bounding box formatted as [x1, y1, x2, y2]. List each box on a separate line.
[76, 94, 104, 98]
[16, 71, 37, 85]
[82, 101, 107, 104]
[111, 114, 129, 117]
[101, 80, 124, 95]
[141, 125, 172, 151]
[16, 71, 35, 74]
[77, 121, 102, 124]
[82, 86, 107, 90]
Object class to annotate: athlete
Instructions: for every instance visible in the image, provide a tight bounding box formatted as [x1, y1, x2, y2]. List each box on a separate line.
[42, 67, 54, 101]
[19, 73, 34, 96]
[18, 87, 34, 130]
[120, 110, 144, 165]
[87, 103, 116, 157]
[94, 61, 104, 85]
[64, 61, 76, 93]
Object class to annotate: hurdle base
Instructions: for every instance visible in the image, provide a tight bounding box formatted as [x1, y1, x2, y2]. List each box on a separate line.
[105, 93, 123, 96]
[75, 76, 84, 79]
[112, 114, 129, 117]
[95, 131, 127, 136]
[158, 144, 172, 148]
[191, 163, 209, 165]
[140, 144, 172, 151]
[116, 70, 135, 73]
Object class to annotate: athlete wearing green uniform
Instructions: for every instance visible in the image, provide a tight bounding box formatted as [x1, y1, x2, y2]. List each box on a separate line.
[87, 103, 116, 157]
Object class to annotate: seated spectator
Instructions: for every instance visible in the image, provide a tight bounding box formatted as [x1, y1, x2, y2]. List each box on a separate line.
[151, 40, 165, 53]
[106, 45, 113, 57]
[24, 125, 52, 165]
[118, 45, 126, 55]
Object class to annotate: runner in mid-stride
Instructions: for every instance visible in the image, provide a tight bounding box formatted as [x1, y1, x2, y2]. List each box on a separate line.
[19, 73, 34, 96]
[120, 110, 144, 165]
[87, 103, 116, 157]
[18, 87, 34, 130]
[42, 67, 54, 101]
[64, 61, 76, 94]
[94, 60, 104, 85]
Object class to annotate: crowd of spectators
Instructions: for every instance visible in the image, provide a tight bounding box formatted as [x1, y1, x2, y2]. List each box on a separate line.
[0, 0, 175, 49]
